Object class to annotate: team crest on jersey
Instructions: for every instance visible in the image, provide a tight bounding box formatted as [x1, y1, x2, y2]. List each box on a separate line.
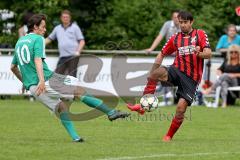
[191, 36, 196, 44]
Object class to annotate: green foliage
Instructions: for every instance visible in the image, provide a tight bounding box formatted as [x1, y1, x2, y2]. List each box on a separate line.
[86, 0, 240, 50]
[10, 0, 69, 35]
[86, 0, 182, 49]
[0, 0, 68, 46]
[0, 0, 239, 50]
[0, 33, 17, 47]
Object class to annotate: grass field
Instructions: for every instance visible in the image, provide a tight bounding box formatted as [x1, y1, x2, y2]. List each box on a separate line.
[1, 99, 240, 160]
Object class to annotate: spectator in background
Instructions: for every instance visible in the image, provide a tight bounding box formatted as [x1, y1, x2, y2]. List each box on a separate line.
[146, 10, 180, 106]
[216, 24, 240, 57]
[45, 10, 85, 77]
[203, 45, 240, 108]
[146, 10, 180, 53]
[18, 11, 34, 37]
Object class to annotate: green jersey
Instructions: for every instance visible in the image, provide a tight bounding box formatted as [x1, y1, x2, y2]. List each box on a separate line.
[12, 33, 53, 90]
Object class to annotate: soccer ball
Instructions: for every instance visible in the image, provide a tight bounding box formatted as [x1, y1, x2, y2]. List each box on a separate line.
[140, 94, 159, 112]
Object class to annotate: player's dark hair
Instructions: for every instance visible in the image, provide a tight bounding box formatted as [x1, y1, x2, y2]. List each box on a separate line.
[22, 11, 34, 25]
[27, 14, 46, 33]
[178, 11, 193, 21]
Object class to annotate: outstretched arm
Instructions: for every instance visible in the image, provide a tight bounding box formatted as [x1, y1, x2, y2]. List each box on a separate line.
[146, 34, 164, 53]
[155, 51, 164, 65]
[45, 38, 52, 45]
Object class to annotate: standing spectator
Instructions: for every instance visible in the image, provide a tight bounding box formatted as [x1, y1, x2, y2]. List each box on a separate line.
[216, 24, 240, 56]
[45, 10, 85, 77]
[203, 45, 240, 108]
[146, 10, 180, 53]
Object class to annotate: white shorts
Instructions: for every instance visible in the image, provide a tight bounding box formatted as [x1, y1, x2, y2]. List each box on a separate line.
[29, 73, 83, 113]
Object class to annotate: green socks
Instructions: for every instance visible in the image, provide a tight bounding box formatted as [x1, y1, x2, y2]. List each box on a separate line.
[60, 111, 80, 140]
[59, 93, 116, 140]
[80, 94, 115, 116]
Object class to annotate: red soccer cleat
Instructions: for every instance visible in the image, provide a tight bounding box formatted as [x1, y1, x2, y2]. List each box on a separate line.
[162, 135, 172, 142]
[127, 103, 145, 115]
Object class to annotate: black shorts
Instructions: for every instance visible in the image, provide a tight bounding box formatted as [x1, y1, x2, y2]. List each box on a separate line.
[167, 66, 198, 106]
[55, 56, 80, 77]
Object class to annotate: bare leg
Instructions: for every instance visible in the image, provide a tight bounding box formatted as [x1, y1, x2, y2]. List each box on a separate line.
[128, 65, 169, 113]
[143, 65, 168, 95]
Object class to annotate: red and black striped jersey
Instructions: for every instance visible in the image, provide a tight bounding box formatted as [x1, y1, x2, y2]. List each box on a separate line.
[161, 29, 210, 83]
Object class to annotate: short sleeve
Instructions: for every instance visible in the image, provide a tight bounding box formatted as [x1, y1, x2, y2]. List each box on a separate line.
[159, 21, 169, 37]
[161, 34, 177, 56]
[216, 35, 225, 50]
[74, 23, 84, 40]
[48, 27, 57, 41]
[197, 30, 211, 49]
[218, 61, 226, 72]
[34, 36, 46, 58]
[236, 35, 240, 45]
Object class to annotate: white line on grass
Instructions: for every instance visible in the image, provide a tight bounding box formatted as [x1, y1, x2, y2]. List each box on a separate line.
[98, 152, 240, 160]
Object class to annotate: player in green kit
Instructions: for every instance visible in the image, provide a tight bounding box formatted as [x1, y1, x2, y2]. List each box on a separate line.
[11, 14, 130, 142]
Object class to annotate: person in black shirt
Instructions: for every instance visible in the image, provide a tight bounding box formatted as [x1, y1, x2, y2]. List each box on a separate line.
[203, 44, 240, 107]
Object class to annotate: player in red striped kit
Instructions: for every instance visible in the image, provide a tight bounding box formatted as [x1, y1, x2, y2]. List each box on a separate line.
[127, 10, 212, 141]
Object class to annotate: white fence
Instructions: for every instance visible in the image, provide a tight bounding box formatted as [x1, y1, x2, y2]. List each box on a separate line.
[0, 49, 223, 96]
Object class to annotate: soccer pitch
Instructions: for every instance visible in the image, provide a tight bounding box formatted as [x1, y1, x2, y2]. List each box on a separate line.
[1, 99, 240, 160]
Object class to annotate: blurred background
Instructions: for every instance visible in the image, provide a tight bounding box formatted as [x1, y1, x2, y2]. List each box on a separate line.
[0, 0, 239, 50]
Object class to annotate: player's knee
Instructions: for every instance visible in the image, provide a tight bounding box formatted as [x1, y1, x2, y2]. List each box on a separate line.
[74, 86, 86, 99]
[150, 67, 168, 81]
[175, 110, 185, 117]
[176, 104, 187, 118]
[57, 101, 68, 113]
[149, 72, 158, 80]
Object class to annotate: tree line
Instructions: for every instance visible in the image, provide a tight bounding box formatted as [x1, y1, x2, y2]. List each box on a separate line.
[0, 0, 239, 50]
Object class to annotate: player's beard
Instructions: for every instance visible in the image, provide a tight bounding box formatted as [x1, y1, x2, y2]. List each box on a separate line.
[182, 30, 189, 36]
[182, 28, 192, 35]
[181, 28, 188, 34]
